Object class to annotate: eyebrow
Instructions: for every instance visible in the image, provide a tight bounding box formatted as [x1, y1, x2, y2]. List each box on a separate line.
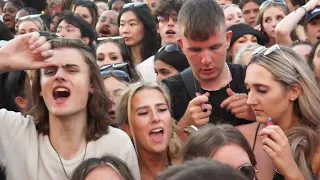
[135, 103, 167, 111]
[120, 19, 138, 22]
[63, 64, 80, 68]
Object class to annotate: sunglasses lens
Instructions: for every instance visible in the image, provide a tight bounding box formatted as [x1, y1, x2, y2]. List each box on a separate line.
[165, 44, 180, 53]
[239, 165, 256, 180]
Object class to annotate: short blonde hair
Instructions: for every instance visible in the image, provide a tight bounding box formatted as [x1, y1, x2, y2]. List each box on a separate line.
[116, 82, 181, 158]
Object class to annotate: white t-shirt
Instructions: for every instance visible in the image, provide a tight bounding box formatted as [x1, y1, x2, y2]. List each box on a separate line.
[135, 56, 157, 84]
[0, 109, 141, 180]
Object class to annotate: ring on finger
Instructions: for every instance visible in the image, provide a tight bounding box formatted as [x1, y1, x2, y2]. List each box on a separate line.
[236, 93, 240, 101]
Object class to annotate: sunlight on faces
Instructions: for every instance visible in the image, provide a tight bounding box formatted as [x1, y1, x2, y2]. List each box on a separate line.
[158, 11, 179, 44]
[262, 7, 286, 39]
[128, 89, 172, 154]
[312, 45, 320, 80]
[85, 166, 123, 180]
[103, 76, 127, 120]
[18, 20, 41, 35]
[154, 60, 178, 81]
[96, 42, 124, 67]
[119, 11, 145, 47]
[178, 28, 232, 83]
[305, 18, 320, 45]
[40, 48, 93, 117]
[74, 6, 93, 25]
[230, 35, 257, 59]
[245, 64, 297, 124]
[242, 2, 259, 27]
[292, 44, 312, 61]
[57, 20, 82, 39]
[212, 144, 252, 169]
[224, 6, 245, 28]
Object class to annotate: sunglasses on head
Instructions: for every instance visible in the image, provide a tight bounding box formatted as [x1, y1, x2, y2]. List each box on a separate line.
[251, 44, 299, 75]
[18, 14, 42, 21]
[238, 164, 257, 180]
[260, 0, 286, 10]
[100, 69, 131, 83]
[123, 2, 148, 9]
[100, 63, 132, 81]
[157, 44, 182, 53]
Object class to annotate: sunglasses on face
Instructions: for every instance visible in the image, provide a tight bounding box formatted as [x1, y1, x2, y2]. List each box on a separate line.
[157, 44, 182, 53]
[157, 14, 178, 22]
[260, 0, 286, 10]
[100, 63, 132, 80]
[251, 44, 298, 75]
[238, 164, 257, 180]
[99, 16, 118, 25]
[123, 2, 148, 9]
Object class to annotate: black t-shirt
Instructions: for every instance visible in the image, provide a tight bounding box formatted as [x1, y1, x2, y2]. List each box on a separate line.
[162, 63, 250, 126]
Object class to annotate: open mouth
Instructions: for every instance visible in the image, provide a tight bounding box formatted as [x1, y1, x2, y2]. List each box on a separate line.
[108, 110, 116, 119]
[99, 26, 111, 37]
[53, 87, 70, 101]
[166, 30, 176, 35]
[149, 127, 164, 142]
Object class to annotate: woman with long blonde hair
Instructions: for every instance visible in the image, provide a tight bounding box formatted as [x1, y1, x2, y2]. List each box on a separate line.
[239, 45, 320, 180]
[116, 82, 181, 180]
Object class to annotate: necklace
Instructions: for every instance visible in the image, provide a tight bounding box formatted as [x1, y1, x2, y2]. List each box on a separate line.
[48, 136, 87, 179]
[194, 62, 231, 92]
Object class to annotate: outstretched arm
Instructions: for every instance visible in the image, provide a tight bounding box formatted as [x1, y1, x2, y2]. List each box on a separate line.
[275, 0, 320, 46]
[0, 32, 54, 72]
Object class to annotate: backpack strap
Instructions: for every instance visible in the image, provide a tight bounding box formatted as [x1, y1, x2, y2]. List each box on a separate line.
[181, 68, 198, 99]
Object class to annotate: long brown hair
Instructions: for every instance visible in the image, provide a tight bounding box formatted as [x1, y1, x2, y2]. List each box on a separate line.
[29, 38, 112, 141]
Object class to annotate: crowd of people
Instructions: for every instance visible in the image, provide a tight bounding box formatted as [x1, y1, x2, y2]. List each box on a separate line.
[0, 0, 320, 179]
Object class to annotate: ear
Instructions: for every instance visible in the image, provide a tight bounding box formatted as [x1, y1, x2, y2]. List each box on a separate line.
[226, 30, 232, 47]
[89, 83, 94, 93]
[15, 96, 28, 110]
[123, 123, 132, 137]
[156, 24, 160, 34]
[82, 37, 90, 45]
[177, 38, 184, 53]
[289, 84, 302, 101]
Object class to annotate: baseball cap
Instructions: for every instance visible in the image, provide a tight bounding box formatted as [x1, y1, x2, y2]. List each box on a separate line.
[307, 5, 320, 23]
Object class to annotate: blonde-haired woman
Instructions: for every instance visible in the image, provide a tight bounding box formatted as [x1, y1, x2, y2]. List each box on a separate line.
[238, 45, 320, 180]
[17, 15, 46, 35]
[116, 82, 181, 180]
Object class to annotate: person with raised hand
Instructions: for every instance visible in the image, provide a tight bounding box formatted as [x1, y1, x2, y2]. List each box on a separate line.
[275, 0, 320, 45]
[0, 32, 54, 72]
[0, 33, 140, 180]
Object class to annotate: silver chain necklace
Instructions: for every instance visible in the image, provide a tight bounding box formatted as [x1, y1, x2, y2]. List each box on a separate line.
[194, 62, 231, 92]
[48, 136, 87, 179]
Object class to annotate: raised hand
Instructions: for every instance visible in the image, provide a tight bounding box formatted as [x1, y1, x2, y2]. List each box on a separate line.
[221, 88, 256, 121]
[259, 125, 304, 179]
[0, 32, 55, 72]
[180, 92, 212, 127]
[303, 0, 320, 11]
